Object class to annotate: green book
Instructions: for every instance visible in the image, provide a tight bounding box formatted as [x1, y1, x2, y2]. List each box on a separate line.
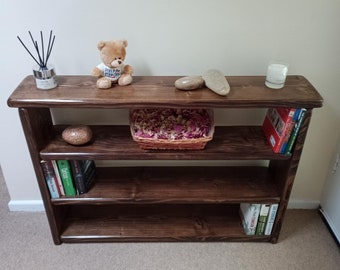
[285, 109, 306, 154]
[255, 204, 270, 235]
[57, 160, 76, 196]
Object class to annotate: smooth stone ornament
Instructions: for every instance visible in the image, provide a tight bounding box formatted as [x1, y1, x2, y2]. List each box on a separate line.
[202, 69, 230, 96]
[62, 125, 93, 146]
[175, 76, 204, 90]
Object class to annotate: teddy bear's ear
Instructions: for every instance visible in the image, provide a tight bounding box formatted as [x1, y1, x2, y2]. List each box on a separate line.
[121, 39, 128, 48]
[97, 41, 106, 50]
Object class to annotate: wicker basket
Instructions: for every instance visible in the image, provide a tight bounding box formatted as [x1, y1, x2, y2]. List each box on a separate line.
[130, 108, 214, 150]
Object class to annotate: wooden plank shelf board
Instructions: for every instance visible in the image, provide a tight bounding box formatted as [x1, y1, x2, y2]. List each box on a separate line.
[8, 75, 323, 109]
[51, 167, 280, 205]
[40, 125, 290, 161]
[60, 204, 269, 243]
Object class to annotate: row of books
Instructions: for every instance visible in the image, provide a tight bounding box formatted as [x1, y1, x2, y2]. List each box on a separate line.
[40, 160, 96, 199]
[240, 203, 278, 236]
[262, 107, 306, 154]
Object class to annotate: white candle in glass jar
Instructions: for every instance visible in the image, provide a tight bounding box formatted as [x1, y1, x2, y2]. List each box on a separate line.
[265, 63, 288, 89]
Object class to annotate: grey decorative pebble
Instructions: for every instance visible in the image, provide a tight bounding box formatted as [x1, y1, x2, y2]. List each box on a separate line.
[62, 125, 93, 146]
[175, 76, 204, 90]
[202, 69, 230, 96]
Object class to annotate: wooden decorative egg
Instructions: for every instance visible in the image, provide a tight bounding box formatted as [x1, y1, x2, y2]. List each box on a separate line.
[61, 125, 93, 145]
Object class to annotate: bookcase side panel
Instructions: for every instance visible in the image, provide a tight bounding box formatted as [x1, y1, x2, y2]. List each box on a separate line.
[268, 109, 313, 243]
[18, 107, 62, 245]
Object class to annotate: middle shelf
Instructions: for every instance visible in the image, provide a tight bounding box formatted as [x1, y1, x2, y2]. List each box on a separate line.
[40, 125, 291, 160]
[51, 166, 280, 205]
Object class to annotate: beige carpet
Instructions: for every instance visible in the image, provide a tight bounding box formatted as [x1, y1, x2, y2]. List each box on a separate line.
[0, 167, 339, 270]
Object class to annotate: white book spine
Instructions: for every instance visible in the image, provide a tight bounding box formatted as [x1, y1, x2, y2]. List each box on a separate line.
[264, 204, 279, 235]
[240, 203, 261, 235]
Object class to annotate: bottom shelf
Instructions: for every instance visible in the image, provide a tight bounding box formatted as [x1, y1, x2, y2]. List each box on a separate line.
[60, 204, 271, 243]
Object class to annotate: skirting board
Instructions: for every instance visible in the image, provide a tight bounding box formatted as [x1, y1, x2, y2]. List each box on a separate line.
[287, 199, 320, 209]
[7, 199, 319, 212]
[8, 200, 45, 212]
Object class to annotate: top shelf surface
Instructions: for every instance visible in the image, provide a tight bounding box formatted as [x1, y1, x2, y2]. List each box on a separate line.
[7, 75, 323, 109]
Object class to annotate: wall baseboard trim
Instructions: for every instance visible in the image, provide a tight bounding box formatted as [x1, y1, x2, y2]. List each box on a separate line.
[288, 199, 320, 209]
[8, 200, 44, 212]
[7, 199, 319, 212]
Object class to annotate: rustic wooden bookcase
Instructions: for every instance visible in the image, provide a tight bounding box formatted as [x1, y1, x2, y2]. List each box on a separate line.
[7, 75, 323, 245]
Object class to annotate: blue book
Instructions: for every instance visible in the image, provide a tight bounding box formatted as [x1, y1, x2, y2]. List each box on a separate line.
[280, 109, 302, 153]
[284, 109, 307, 154]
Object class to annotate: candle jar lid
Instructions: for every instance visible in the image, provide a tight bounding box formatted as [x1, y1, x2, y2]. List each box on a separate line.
[33, 65, 56, 79]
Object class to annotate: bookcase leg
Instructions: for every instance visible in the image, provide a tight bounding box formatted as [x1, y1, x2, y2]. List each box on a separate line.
[269, 110, 312, 242]
[18, 107, 62, 245]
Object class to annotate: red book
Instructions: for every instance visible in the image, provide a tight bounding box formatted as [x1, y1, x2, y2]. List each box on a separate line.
[262, 108, 296, 153]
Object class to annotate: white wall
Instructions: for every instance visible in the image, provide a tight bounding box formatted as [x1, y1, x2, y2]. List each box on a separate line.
[1, 0, 340, 209]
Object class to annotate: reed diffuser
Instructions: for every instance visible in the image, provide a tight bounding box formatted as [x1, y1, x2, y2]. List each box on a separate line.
[17, 30, 57, 90]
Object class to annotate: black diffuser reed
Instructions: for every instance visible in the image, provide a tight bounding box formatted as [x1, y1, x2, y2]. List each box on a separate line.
[17, 30, 55, 70]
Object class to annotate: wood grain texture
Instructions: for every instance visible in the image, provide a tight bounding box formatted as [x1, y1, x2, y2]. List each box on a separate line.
[40, 125, 290, 160]
[269, 109, 313, 243]
[18, 108, 62, 244]
[52, 166, 280, 205]
[61, 204, 270, 242]
[8, 75, 323, 109]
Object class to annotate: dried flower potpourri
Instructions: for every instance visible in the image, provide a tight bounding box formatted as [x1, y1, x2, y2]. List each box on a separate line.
[129, 108, 214, 150]
[130, 108, 213, 140]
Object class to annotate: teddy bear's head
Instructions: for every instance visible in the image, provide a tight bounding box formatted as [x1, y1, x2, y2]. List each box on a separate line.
[97, 40, 128, 68]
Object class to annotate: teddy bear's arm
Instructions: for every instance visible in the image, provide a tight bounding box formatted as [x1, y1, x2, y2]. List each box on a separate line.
[92, 67, 104, 77]
[123, 65, 133, 75]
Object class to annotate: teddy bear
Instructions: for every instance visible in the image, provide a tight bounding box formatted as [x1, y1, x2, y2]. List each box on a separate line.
[92, 39, 133, 89]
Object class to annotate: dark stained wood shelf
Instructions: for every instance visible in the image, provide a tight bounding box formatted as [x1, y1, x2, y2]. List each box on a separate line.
[52, 166, 280, 205]
[8, 75, 323, 109]
[60, 204, 269, 242]
[40, 125, 290, 160]
[7, 75, 323, 244]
